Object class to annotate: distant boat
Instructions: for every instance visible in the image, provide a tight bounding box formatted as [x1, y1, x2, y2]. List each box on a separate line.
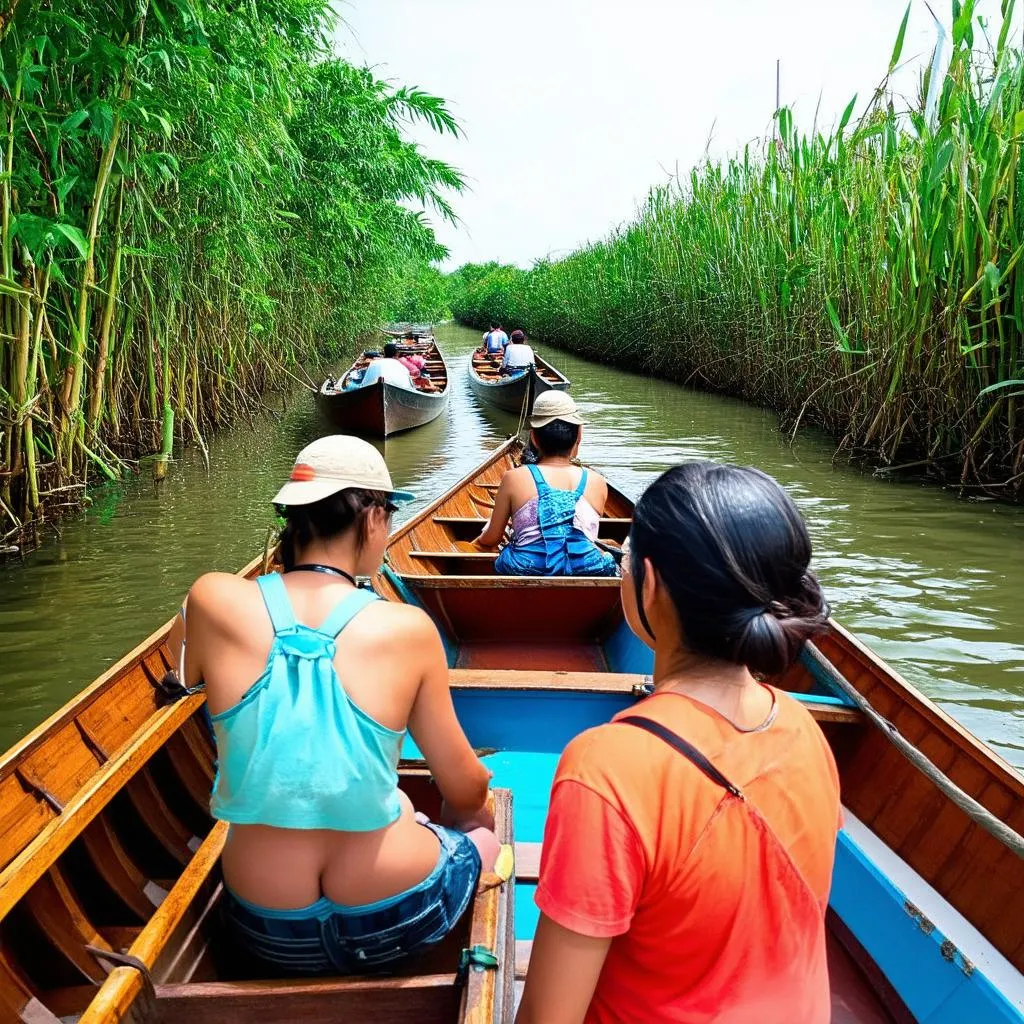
[467, 348, 570, 415]
[317, 336, 449, 438]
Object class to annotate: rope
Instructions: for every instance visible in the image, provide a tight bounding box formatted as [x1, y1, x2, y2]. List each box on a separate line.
[514, 366, 533, 440]
[804, 642, 1024, 859]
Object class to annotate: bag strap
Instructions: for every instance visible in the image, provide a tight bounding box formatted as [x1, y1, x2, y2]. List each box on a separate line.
[256, 573, 296, 635]
[574, 467, 589, 498]
[316, 587, 378, 639]
[617, 716, 744, 799]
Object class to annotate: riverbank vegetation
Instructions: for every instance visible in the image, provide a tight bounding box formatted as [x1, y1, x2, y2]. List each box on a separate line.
[0, 0, 461, 543]
[452, 1, 1024, 498]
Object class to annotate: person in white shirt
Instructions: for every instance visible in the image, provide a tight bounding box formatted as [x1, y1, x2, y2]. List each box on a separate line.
[500, 330, 535, 375]
[356, 342, 415, 390]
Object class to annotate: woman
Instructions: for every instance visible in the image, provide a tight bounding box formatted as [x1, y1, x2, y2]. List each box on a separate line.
[476, 392, 617, 577]
[179, 435, 499, 974]
[518, 462, 840, 1023]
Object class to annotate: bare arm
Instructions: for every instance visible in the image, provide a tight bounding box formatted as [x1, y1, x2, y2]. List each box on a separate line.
[517, 916, 611, 1024]
[407, 614, 492, 820]
[475, 473, 514, 548]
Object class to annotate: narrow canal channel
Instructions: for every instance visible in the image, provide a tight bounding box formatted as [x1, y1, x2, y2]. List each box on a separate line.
[1, 322, 1023, 768]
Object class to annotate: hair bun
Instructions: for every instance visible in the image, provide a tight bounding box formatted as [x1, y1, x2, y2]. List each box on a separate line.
[731, 572, 828, 675]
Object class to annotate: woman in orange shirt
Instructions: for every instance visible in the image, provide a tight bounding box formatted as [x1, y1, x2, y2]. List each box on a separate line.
[518, 462, 841, 1024]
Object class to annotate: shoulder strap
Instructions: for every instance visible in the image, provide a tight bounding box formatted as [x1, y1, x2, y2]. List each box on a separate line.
[257, 573, 296, 635]
[316, 587, 378, 638]
[617, 716, 744, 799]
[574, 467, 589, 498]
[526, 463, 549, 494]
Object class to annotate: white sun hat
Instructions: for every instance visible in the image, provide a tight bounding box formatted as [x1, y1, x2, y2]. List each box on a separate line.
[530, 390, 585, 429]
[272, 435, 416, 507]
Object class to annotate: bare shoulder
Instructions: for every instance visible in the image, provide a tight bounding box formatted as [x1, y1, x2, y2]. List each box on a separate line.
[187, 572, 262, 622]
[359, 598, 441, 644]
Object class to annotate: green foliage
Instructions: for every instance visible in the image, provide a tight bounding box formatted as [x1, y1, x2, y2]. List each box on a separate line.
[0, 0, 460, 538]
[451, 1, 1024, 497]
[386, 262, 452, 324]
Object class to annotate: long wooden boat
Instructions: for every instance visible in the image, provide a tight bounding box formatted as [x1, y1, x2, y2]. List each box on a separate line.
[317, 337, 449, 437]
[467, 349, 569, 416]
[376, 437, 1024, 1022]
[1, 439, 1021, 1022]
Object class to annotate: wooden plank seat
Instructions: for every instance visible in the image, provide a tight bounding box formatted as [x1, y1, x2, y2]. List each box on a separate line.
[445, 669, 864, 726]
[76, 788, 516, 1024]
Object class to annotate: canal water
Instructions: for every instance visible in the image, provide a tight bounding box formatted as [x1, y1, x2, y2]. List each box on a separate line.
[1, 322, 1022, 768]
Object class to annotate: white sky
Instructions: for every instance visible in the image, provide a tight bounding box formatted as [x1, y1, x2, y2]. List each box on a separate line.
[336, 1, 1007, 268]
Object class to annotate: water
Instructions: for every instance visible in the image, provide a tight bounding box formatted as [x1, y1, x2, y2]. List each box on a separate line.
[1, 323, 1022, 768]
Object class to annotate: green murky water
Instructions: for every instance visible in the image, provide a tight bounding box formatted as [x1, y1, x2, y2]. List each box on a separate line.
[1, 323, 1022, 767]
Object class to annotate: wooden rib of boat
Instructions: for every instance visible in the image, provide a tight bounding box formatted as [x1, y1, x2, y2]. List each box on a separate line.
[317, 337, 449, 437]
[1, 438, 1021, 1022]
[467, 349, 569, 416]
[376, 437, 1024, 1023]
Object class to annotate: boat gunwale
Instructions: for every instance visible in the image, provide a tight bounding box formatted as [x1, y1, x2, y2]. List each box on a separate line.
[467, 351, 570, 389]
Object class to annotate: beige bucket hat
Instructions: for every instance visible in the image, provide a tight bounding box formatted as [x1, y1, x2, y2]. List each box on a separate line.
[530, 391, 585, 429]
[272, 435, 416, 507]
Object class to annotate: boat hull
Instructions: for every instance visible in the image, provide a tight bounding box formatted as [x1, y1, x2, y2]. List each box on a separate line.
[316, 378, 448, 437]
[467, 353, 570, 415]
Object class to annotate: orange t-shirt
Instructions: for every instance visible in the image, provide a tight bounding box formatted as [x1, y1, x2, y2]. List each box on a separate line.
[535, 687, 841, 1024]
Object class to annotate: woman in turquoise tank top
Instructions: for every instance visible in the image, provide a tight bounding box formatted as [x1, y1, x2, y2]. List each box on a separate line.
[177, 435, 499, 975]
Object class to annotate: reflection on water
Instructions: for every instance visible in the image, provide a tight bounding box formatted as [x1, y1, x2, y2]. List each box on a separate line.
[1, 323, 1023, 768]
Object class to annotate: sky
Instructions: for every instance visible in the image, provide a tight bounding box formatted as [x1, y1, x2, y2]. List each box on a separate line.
[336, 1, 1009, 269]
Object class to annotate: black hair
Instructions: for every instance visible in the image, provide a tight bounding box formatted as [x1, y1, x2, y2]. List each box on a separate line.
[531, 419, 580, 458]
[277, 488, 393, 571]
[383, 342, 398, 358]
[629, 462, 828, 675]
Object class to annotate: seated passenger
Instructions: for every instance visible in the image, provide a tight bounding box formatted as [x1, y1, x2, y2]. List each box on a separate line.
[179, 436, 499, 975]
[480, 323, 508, 356]
[517, 463, 839, 1024]
[397, 351, 427, 377]
[356, 342, 415, 389]
[500, 329, 534, 375]
[475, 392, 617, 577]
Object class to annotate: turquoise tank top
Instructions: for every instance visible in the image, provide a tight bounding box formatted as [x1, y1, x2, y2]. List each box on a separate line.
[209, 574, 404, 831]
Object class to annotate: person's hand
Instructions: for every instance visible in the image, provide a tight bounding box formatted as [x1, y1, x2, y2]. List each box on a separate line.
[440, 798, 495, 834]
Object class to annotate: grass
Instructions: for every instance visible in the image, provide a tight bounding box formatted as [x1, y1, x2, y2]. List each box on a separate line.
[450, 0, 1024, 497]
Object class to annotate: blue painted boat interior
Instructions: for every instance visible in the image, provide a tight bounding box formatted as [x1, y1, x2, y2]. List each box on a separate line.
[394, 600, 1024, 1020]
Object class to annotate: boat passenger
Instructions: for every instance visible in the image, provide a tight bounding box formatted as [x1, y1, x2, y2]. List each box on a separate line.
[500, 329, 535, 375]
[179, 436, 499, 975]
[353, 342, 415, 390]
[517, 462, 839, 1024]
[476, 392, 617, 577]
[397, 351, 427, 377]
[482, 323, 508, 356]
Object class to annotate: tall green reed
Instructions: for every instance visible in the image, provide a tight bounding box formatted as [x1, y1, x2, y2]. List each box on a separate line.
[0, 0, 460, 542]
[451, 0, 1024, 497]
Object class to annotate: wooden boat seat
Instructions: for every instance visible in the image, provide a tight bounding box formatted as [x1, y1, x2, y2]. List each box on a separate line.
[76, 787, 516, 1023]
[446, 669, 864, 725]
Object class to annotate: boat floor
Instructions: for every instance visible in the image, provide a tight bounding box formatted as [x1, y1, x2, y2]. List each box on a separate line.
[512, 929, 897, 1022]
[455, 642, 607, 672]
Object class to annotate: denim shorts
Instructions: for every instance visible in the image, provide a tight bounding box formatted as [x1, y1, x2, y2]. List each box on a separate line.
[223, 823, 482, 975]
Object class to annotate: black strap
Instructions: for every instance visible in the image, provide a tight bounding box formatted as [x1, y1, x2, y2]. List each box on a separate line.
[618, 716, 744, 799]
[287, 563, 358, 586]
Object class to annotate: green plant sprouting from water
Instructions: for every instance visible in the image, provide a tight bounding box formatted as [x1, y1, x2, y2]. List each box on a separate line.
[0, 0, 462, 539]
[450, 0, 1024, 497]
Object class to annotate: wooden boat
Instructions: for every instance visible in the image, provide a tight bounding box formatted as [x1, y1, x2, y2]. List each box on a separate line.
[467, 349, 570, 416]
[317, 337, 449, 437]
[376, 437, 1024, 1022]
[1, 438, 1021, 1022]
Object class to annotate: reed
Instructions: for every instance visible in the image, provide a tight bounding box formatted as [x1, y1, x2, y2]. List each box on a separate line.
[0, 0, 461, 543]
[452, 0, 1024, 497]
